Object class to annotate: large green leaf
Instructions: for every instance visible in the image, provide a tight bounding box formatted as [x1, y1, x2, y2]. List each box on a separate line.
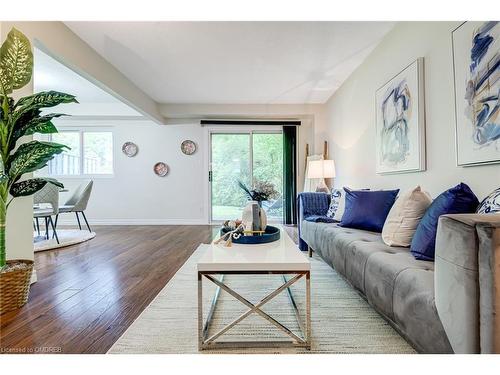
[15, 91, 77, 111]
[10, 177, 63, 198]
[8, 140, 68, 179]
[0, 28, 33, 95]
[4, 108, 41, 153]
[13, 112, 63, 142]
[22, 118, 59, 136]
[8, 91, 75, 153]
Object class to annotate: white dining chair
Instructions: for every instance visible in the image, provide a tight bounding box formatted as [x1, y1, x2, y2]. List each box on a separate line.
[55, 180, 93, 232]
[33, 183, 60, 244]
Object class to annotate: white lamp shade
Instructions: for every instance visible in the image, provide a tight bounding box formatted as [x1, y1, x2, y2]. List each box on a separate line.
[307, 159, 336, 179]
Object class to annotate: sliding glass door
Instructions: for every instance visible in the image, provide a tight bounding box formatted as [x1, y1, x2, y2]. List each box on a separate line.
[210, 133, 251, 221]
[252, 133, 283, 221]
[210, 131, 283, 223]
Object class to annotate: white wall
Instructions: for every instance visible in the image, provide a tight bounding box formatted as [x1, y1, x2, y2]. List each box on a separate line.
[325, 22, 500, 200]
[55, 115, 319, 225]
[56, 119, 206, 225]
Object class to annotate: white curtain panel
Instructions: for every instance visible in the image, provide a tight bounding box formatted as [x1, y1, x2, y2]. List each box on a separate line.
[304, 154, 324, 192]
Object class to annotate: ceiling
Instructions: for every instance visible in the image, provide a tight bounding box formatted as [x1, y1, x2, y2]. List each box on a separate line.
[65, 22, 394, 105]
[34, 48, 141, 116]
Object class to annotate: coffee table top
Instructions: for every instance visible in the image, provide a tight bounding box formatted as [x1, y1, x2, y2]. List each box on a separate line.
[197, 226, 310, 272]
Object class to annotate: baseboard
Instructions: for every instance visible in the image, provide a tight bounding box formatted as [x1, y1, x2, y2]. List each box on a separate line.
[55, 218, 209, 226]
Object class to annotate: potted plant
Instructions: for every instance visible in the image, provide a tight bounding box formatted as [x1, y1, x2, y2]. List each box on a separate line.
[0, 28, 76, 314]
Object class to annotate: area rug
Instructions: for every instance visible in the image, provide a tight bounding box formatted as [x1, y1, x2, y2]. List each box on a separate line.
[34, 230, 96, 252]
[108, 245, 415, 354]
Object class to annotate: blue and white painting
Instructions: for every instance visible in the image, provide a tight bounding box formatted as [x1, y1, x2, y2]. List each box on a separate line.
[376, 58, 425, 174]
[476, 187, 500, 214]
[453, 21, 500, 166]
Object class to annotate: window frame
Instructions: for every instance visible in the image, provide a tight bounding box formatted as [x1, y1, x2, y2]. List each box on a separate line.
[38, 127, 115, 179]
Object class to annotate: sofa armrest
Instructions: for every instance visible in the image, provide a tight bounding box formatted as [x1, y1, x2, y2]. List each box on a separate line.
[478, 221, 500, 353]
[297, 192, 330, 251]
[434, 213, 500, 353]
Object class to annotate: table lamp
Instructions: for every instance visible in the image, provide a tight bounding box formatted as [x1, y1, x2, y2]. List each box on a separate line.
[307, 159, 336, 193]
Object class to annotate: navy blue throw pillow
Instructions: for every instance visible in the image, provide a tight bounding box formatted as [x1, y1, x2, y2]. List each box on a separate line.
[410, 183, 479, 261]
[339, 188, 399, 232]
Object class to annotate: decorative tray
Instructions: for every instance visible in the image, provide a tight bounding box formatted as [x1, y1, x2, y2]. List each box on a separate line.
[219, 225, 280, 244]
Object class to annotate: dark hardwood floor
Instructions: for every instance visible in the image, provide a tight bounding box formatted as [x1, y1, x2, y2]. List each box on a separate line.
[0, 225, 214, 354]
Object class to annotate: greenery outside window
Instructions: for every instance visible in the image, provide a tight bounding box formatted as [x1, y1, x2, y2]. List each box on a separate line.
[210, 130, 284, 222]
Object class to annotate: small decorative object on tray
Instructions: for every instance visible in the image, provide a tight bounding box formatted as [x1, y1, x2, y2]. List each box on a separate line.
[217, 223, 280, 246]
[181, 140, 197, 155]
[214, 181, 281, 247]
[122, 142, 139, 157]
[153, 162, 169, 177]
[214, 220, 245, 247]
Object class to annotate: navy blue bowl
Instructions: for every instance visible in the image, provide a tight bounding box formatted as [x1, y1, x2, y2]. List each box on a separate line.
[220, 225, 280, 244]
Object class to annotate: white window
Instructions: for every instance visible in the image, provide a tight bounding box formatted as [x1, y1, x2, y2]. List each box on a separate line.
[37, 130, 114, 176]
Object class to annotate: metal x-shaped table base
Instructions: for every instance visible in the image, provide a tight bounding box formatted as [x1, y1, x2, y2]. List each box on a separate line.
[198, 270, 311, 350]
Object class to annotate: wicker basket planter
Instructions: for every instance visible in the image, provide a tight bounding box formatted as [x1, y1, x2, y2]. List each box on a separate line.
[0, 259, 34, 314]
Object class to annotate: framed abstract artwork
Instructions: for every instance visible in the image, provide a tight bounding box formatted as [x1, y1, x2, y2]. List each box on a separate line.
[452, 21, 500, 166]
[375, 58, 426, 174]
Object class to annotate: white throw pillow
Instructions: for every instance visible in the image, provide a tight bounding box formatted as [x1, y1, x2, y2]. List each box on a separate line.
[382, 186, 432, 247]
[326, 189, 342, 219]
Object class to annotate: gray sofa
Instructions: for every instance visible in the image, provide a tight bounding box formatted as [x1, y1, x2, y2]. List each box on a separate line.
[300, 211, 500, 353]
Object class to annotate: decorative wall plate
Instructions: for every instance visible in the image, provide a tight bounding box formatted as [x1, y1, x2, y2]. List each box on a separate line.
[181, 140, 197, 155]
[122, 142, 138, 157]
[153, 162, 169, 177]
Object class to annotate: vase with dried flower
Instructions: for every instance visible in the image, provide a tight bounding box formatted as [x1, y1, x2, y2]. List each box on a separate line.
[237, 180, 279, 231]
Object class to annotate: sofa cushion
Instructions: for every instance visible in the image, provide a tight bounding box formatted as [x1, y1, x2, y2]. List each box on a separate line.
[301, 221, 381, 276]
[393, 268, 453, 353]
[344, 239, 407, 293]
[410, 183, 479, 261]
[382, 186, 432, 247]
[364, 251, 434, 320]
[339, 188, 399, 232]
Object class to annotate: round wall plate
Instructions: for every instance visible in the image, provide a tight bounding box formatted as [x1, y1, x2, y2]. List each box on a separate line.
[153, 162, 169, 177]
[181, 140, 197, 155]
[122, 142, 139, 157]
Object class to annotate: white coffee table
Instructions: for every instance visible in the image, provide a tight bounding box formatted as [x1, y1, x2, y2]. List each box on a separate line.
[197, 226, 311, 350]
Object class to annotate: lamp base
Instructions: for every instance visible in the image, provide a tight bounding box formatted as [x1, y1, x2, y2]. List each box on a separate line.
[315, 179, 330, 194]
